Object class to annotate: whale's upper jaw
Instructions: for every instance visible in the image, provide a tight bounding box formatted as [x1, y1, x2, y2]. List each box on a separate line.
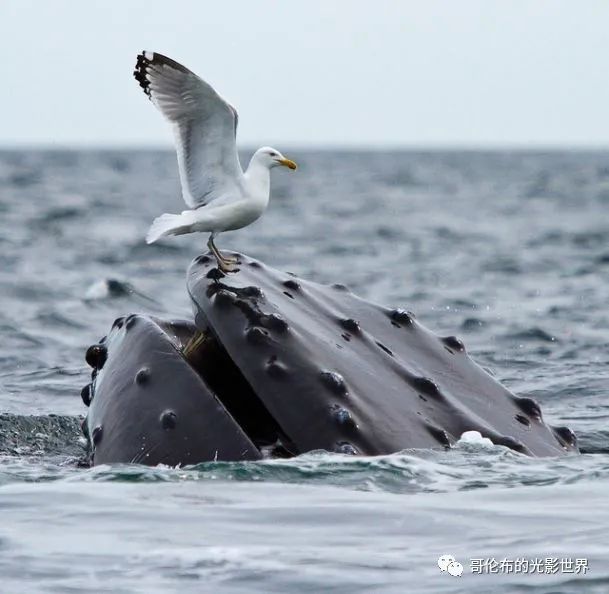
[186, 252, 575, 459]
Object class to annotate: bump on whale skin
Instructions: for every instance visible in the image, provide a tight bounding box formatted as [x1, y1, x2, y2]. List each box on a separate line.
[82, 251, 577, 465]
[186, 251, 576, 458]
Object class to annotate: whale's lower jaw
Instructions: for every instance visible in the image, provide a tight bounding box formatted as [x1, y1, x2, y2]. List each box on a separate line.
[81, 252, 577, 465]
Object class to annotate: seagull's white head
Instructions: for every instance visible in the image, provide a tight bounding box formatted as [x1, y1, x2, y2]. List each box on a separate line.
[253, 146, 297, 170]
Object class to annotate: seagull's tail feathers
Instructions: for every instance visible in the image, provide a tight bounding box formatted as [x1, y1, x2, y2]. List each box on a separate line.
[146, 211, 197, 244]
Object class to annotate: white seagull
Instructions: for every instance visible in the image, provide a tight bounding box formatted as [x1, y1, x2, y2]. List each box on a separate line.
[133, 51, 297, 272]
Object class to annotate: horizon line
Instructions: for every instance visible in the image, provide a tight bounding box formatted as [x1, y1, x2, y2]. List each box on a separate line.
[2, 141, 609, 153]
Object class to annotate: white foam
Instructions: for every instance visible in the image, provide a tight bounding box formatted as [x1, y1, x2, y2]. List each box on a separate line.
[84, 279, 110, 300]
[457, 430, 494, 447]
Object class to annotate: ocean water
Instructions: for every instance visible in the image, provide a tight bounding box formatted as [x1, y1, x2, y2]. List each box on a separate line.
[0, 149, 608, 593]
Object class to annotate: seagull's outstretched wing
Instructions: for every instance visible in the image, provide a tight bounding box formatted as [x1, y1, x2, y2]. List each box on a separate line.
[134, 51, 243, 208]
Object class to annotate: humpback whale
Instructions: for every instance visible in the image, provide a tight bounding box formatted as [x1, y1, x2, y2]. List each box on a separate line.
[81, 253, 577, 465]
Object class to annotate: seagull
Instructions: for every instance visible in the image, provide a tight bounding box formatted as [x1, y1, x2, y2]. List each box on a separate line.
[133, 51, 297, 272]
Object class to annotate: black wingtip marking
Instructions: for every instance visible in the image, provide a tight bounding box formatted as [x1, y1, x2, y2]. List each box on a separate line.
[133, 51, 192, 100]
[133, 52, 152, 98]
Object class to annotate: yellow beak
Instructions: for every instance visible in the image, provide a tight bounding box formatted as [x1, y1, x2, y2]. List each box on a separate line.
[278, 158, 297, 170]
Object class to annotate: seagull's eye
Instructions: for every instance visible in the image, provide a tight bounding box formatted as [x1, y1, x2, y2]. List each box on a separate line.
[270, 152, 277, 157]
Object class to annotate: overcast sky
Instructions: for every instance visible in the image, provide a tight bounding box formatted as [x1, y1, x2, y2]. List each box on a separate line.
[1, 0, 608, 148]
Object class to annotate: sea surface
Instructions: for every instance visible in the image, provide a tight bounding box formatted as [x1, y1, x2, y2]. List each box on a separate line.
[0, 149, 608, 593]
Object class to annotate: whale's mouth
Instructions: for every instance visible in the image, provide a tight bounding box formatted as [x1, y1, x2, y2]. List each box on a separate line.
[82, 251, 579, 467]
[175, 322, 298, 459]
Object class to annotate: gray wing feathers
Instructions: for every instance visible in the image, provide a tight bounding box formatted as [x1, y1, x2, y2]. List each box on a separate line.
[134, 51, 243, 208]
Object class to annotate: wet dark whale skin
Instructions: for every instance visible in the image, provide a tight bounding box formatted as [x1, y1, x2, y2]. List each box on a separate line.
[82, 252, 577, 465]
[187, 252, 577, 458]
[84, 315, 261, 465]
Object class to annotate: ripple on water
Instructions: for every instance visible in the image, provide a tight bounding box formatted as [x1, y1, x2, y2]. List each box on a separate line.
[1, 419, 607, 496]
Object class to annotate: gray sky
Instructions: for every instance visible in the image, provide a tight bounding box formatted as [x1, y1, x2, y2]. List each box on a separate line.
[1, 0, 609, 148]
